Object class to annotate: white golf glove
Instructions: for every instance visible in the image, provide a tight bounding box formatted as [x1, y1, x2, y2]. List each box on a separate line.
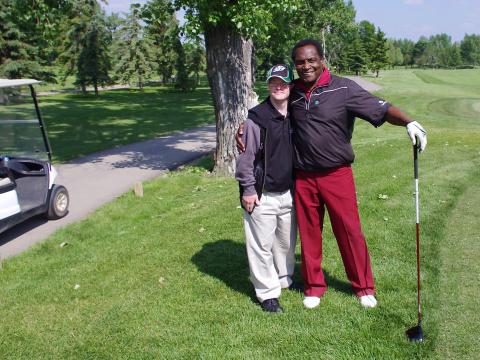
[406, 121, 427, 152]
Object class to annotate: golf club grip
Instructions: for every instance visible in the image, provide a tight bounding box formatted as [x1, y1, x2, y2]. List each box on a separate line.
[413, 143, 418, 180]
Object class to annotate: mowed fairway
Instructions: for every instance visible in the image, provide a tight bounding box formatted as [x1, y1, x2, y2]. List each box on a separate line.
[0, 69, 479, 359]
[38, 85, 215, 162]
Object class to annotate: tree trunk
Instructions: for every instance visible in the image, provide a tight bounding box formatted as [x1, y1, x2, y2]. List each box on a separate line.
[204, 24, 257, 177]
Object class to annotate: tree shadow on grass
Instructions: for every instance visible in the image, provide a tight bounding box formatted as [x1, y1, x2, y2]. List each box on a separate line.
[191, 239, 255, 301]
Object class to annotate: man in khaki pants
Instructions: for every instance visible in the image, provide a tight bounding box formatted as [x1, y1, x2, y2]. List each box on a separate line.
[236, 64, 299, 313]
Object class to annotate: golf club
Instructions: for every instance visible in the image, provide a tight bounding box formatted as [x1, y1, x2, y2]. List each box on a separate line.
[406, 142, 424, 342]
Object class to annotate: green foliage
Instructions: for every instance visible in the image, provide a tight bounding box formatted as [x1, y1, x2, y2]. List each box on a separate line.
[342, 26, 368, 75]
[460, 34, 480, 66]
[173, 36, 190, 92]
[253, 0, 358, 76]
[143, 0, 179, 84]
[76, 13, 112, 94]
[0, 0, 56, 80]
[184, 41, 206, 87]
[57, 0, 111, 92]
[112, 4, 157, 89]
[175, 0, 299, 40]
[386, 40, 403, 68]
[370, 27, 388, 76]
[387, 33, 480, 69]
[358, 20, 376, 66]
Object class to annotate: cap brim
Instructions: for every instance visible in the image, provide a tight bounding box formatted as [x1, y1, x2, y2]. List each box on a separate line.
[266, 75, 291, 83]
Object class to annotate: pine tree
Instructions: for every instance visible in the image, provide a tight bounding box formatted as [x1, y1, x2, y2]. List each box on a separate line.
[0, 1, 53, 80]
[173, 38, 190, 92]
[358, 20, 376, 67]
[348, 29, 367, 75]
[57, 0, 110, 93]
[77, 13, 112, 95]
[143, 0, 178, 84]
[113, 4, 156, 89]
[184, 41, 206, 88]
[460, 34, 480, 66]
[370, 27, 388, 77]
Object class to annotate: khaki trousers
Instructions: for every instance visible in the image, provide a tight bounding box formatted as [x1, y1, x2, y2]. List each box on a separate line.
[243, 190, 297, 302]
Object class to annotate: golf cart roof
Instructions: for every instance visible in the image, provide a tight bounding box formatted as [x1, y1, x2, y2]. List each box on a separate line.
[0, 79, 41, 89]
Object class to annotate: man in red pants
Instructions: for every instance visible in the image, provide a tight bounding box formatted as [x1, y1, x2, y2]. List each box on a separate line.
[237, 39, 427, 309]
[291, 39, 426, 309]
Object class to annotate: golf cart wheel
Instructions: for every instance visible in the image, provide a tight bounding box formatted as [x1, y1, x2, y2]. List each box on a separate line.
[47, 185, 69, 220]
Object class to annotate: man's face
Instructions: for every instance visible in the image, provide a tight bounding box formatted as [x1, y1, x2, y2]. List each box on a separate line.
[293, 45, 324, 87]
[268, 77, 292, 101]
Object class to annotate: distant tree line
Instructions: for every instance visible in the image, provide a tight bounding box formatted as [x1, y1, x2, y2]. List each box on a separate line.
[0, 0, 206, 93]
[386, 34, 480, 69]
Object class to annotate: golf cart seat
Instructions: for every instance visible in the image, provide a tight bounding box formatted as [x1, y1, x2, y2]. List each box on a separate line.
[0, 176, 12, 187]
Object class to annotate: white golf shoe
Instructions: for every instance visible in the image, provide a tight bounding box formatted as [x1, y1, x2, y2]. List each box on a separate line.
[303, 296, 321, 309]
[359, 295, 377, 308]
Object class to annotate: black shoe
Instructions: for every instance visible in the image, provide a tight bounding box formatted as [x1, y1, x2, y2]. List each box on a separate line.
[261, 298, 283, 313]
[287, 282, 304, 292]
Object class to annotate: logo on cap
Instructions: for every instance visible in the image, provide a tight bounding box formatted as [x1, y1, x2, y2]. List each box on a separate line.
[267, 64, 292, 83]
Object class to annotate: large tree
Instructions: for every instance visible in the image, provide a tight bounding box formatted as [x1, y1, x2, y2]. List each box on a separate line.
[143, 0, 180, 84]
[460, 34, 480, 66]
[173, 0, 363, 175]
[77, 13, 112, 95]
[174, 0, 300, 176]
[370, 27, 388, 77]
[0, 0, 60, 80]
[184, 40, 206, 88]
[112, 4, 157, 89]
[386, 40, 404, 69]
[57, 0, 110, 92]
[358, 20, 376, 67]
[348, 28, 368, 75]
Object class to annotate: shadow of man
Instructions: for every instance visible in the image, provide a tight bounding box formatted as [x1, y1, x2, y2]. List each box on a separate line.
[322, 269, 352, 295]
[191, 239, 353, 302]
[191, 239, 254, 300]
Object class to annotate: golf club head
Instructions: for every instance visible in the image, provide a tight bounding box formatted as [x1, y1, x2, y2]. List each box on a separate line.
[406, 324, 424, 342]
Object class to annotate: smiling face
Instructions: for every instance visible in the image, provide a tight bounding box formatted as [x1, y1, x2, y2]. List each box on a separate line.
[293, 45, 324, 87]
[268, 77, 292, 102]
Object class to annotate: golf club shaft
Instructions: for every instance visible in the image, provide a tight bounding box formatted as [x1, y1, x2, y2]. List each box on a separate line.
[413, 143, 422, 323]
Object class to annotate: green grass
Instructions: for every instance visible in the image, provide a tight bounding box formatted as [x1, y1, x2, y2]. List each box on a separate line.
[36, 75, 78, 92]
[433, 186, 480, 359]
[1, 69, 480, 358]
[37, 85, 215, 162]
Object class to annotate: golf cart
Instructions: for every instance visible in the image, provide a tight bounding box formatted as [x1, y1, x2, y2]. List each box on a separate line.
[0, 79, 69, 234]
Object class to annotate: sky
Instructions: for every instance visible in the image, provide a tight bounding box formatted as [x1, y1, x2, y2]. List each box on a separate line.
[352, 0, 480, 42]
[103, 0, 480, 42]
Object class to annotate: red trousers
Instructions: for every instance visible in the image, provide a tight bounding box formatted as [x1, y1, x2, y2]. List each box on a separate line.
[295, 166, 375, 298]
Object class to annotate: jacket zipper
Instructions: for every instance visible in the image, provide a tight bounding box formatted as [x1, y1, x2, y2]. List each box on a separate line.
[262, 129, 268, 192]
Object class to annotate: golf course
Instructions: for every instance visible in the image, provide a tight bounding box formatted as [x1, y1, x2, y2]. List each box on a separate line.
[0, 68, 479, 359]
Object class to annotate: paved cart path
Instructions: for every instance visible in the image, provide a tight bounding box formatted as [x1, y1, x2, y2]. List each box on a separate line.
[0, 124, 216, 258]
[0, 77, 381, 259]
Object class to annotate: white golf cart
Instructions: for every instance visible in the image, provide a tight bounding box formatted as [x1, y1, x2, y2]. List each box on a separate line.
[0, 79, 69, 234]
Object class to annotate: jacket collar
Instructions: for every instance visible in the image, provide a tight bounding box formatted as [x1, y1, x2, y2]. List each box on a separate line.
[293, 67, 331, 99]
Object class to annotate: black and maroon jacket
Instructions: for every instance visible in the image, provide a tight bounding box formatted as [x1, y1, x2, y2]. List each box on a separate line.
[236, 97, 293, 202]
[289, 70, 391, 172]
